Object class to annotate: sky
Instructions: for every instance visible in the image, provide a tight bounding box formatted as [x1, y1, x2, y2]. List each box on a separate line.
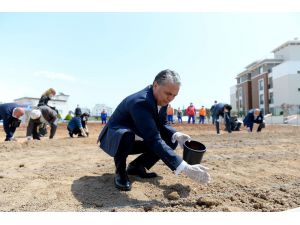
[1, 1, 300, 225]
[1, 12, 300, 111]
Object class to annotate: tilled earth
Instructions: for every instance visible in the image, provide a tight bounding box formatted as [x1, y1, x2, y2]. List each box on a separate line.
[0, 123, 299, 212]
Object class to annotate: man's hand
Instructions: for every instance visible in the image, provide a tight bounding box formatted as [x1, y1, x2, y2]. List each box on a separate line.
[182, 164, 211, 184]
[80, 128, 87, 137]
[172, 132, 192, 148]
[84, 128, 89, 137]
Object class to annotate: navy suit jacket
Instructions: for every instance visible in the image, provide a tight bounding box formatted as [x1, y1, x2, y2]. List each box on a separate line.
[212, 102, 231, 127]
[0, 103, 19, 139]
[212, 103, 225, 117]
[243, 109, 264, 127]
[98, 85, 182, 171]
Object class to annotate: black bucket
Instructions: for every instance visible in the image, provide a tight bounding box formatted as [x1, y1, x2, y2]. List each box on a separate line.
[183, 140, 206, 165]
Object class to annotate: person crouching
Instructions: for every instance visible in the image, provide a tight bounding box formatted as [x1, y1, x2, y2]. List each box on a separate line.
[26, 106, 58, 140]
[67, 111, 87, 138]
[80, 112, 90, 137]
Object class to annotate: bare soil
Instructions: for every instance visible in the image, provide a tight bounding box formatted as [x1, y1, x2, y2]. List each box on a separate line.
[0, 123, 299, 212]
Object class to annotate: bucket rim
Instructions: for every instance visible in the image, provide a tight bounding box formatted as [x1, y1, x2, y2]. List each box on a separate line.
[183, 141, 206, 153]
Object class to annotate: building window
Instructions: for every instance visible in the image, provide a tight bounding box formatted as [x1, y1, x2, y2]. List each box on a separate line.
[269, 92, 274, 104]
[259, 94, 264, 105]
[259, 79, 264, 91]
[259, 67, 263, 74]
[268, 77, 273, 89]
[238, 87, 243, 97]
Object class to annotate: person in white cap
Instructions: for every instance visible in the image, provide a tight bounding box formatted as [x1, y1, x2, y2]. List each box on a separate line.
[26, 105, 58, 140]
[0, 103, 25, 141]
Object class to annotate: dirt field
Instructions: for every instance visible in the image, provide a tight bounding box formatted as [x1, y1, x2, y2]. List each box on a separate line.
[0, 123, 299, 212]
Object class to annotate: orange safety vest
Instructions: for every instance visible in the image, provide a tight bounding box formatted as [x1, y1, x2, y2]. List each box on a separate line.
[199, 108, 206, 116]
[167, 107, 174, 115]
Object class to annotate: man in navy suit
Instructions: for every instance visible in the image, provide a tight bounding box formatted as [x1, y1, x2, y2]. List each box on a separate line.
[98, 69, 210, 191]
[0, 103, 25, 141]
[243, 108, 265, 132]
[212, 103, 232, 135]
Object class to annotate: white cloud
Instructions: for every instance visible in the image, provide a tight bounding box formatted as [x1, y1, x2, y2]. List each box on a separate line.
[34, 70, 77, 81]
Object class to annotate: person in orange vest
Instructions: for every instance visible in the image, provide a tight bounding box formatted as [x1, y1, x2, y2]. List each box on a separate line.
[167, 104, 174, 124]
[199, 106, 206, 124]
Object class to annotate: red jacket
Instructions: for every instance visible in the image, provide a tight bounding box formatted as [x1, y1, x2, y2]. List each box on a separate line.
[186, 106, 196, 116]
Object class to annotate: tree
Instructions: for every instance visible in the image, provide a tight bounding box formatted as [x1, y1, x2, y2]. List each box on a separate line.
[64, 113, 73, 121]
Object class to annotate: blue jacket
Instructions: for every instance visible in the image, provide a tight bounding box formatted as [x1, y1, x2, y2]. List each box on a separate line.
[67, 116, 83, 131]
[243, 109, 264, 127]
[101, 112, 107, 120]
[0, 103, 19, 139]
[98, 85, 182, 171]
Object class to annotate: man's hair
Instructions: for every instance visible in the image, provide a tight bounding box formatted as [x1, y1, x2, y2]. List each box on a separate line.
[224, 104, 232, 111]
[13, 107, 25, 118]
[153, 69, 181, 86]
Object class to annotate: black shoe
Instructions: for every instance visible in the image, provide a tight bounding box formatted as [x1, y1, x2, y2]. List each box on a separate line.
[127, 164, 158, 178]
[69, 132, 73, 138]
[33, 135, 41, 140]
[114, 173, 131, 191]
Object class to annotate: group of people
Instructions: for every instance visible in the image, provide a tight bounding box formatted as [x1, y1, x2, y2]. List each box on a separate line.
[0, 69, 266, 193]
[210, 102, 265, 135]
[0, 88, 92, 141]
[96, 69, 267, 191]
[166, 100, 265, 136]
[167, 103, 206, 124]
[185, 103, 207, 124]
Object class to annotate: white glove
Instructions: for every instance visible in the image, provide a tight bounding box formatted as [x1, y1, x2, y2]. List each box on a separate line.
[172, 132, 192, 148]
[183, 164, 211, 184]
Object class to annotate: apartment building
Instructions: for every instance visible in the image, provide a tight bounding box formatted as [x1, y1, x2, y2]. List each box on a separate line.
[232, 39, 300, 116]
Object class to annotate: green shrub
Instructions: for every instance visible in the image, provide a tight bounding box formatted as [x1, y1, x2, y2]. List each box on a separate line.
[65, 114, 73, 121]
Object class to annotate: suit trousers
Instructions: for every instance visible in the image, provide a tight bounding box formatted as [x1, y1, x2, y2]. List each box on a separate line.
[114, 131, 178, 175]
